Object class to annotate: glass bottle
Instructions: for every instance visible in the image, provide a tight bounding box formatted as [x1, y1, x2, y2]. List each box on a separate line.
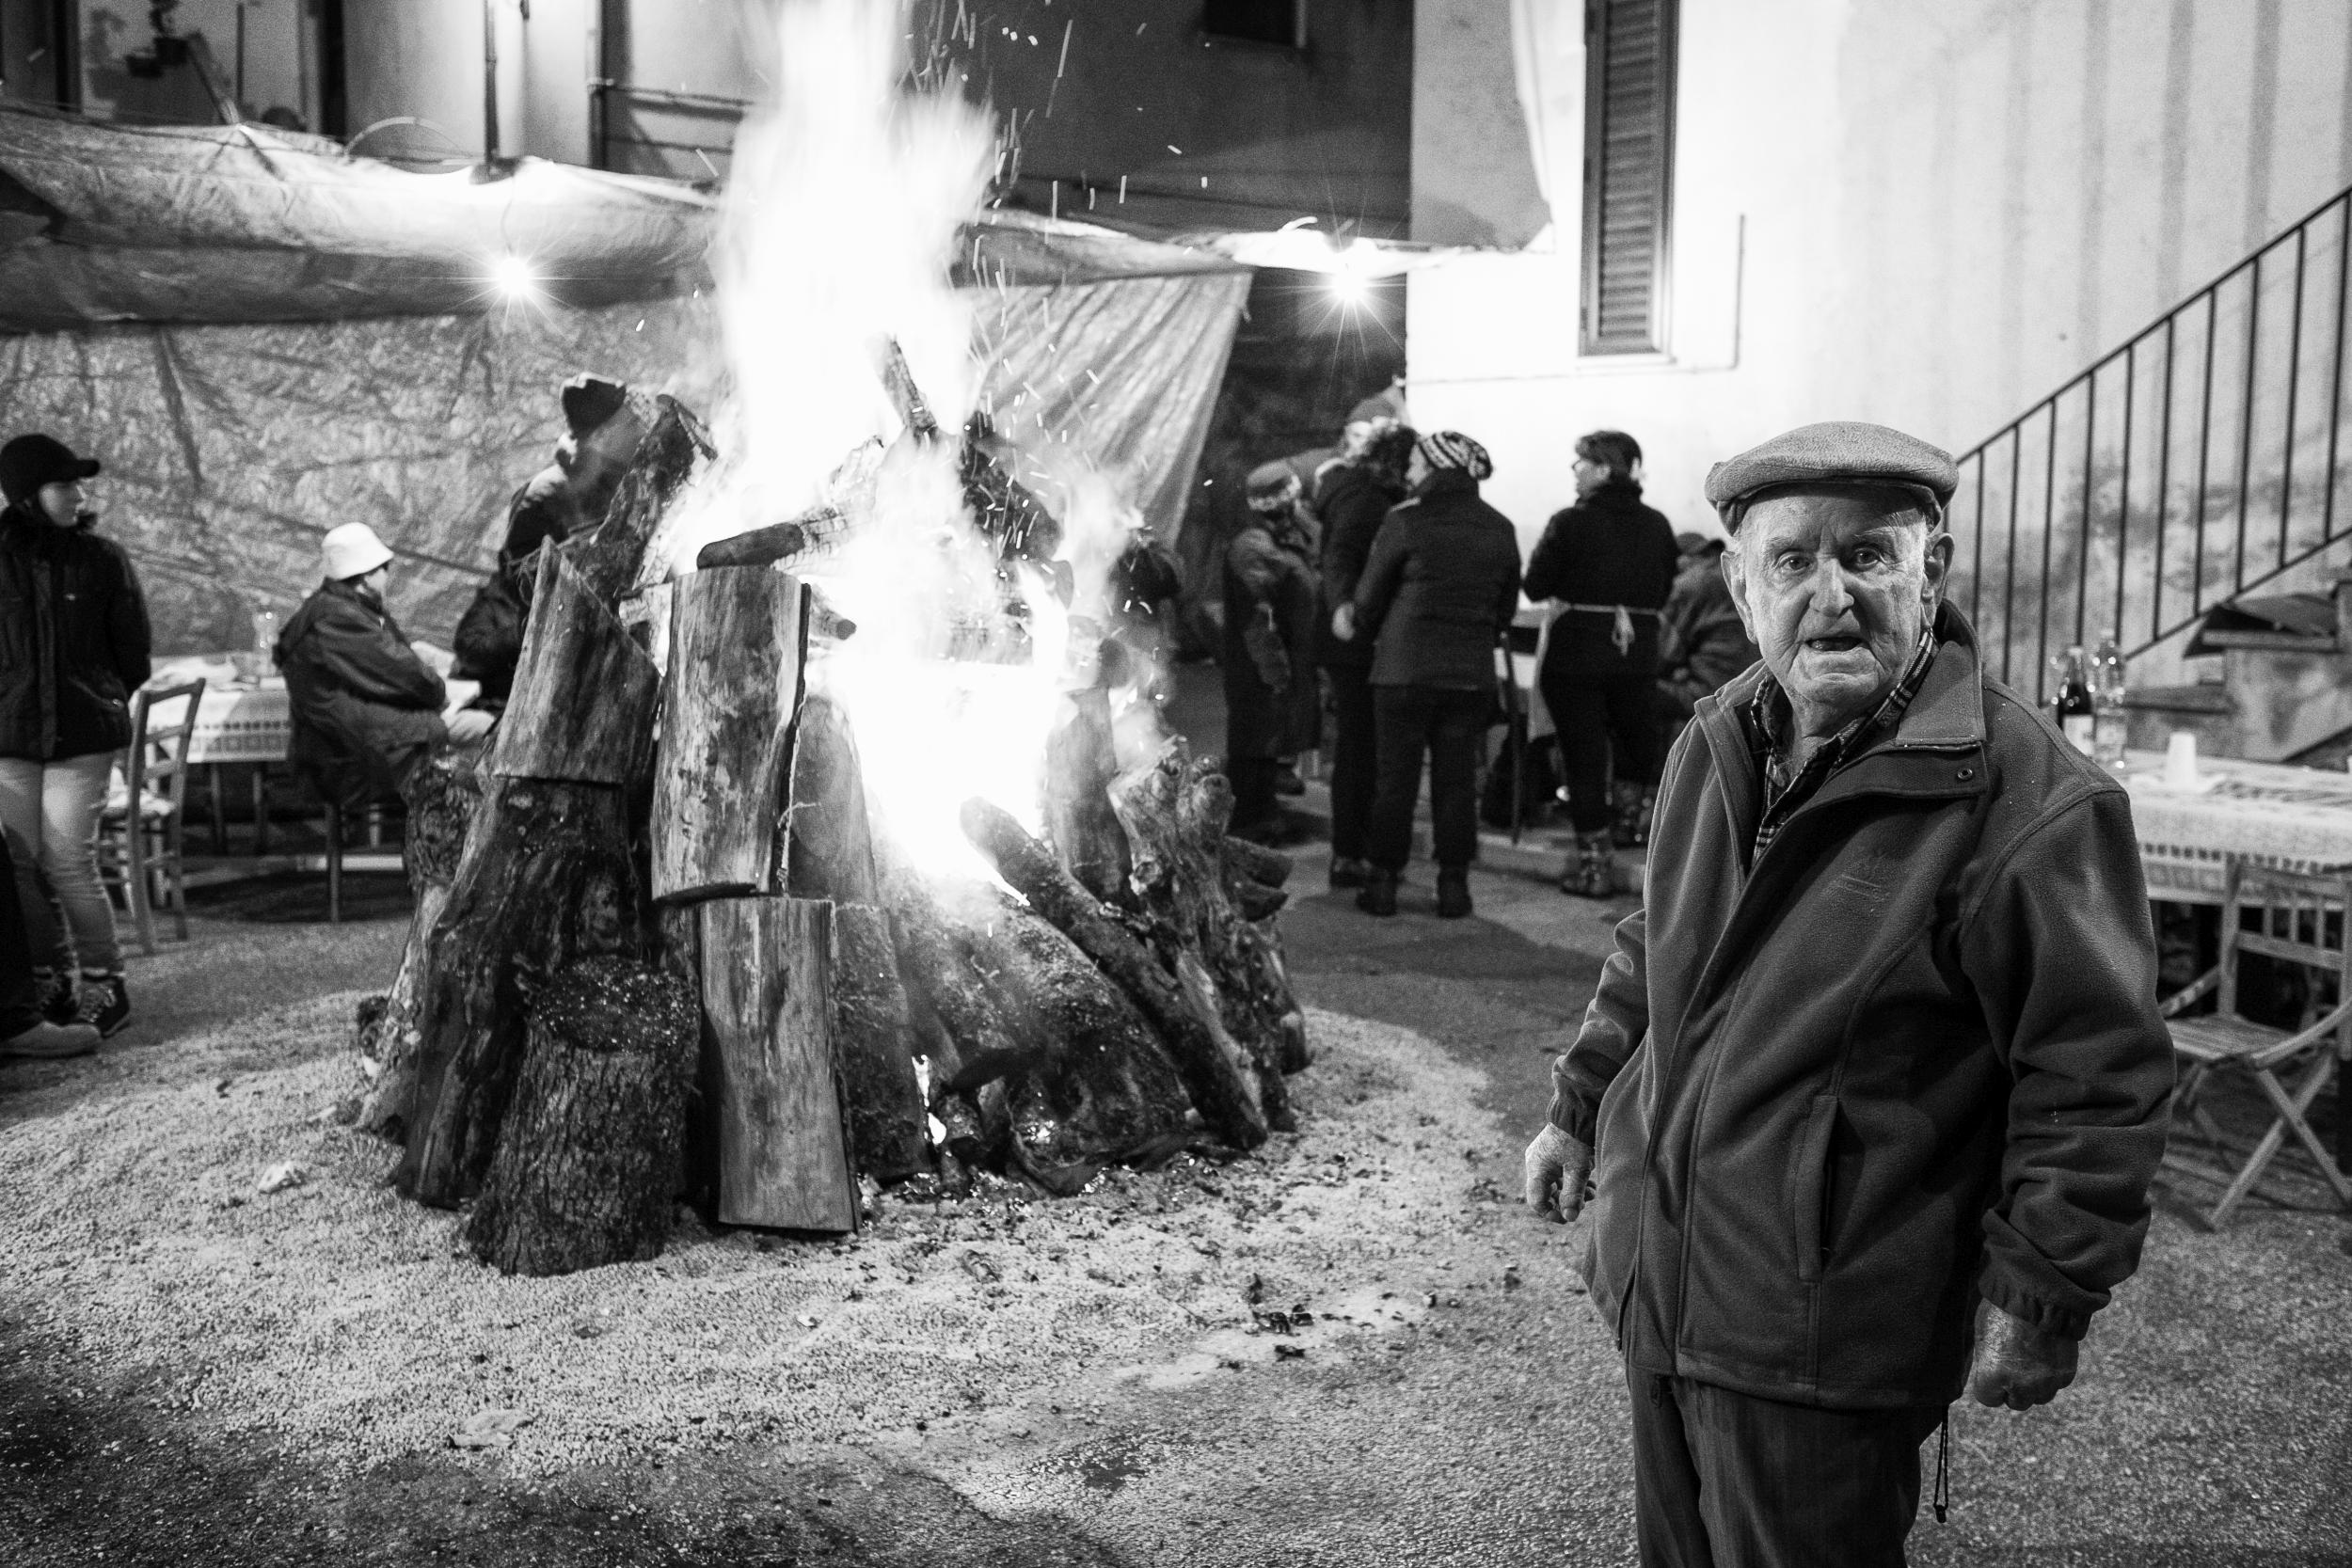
[2090, 633, 2127, 767]
[2053, 645, 2094, 754]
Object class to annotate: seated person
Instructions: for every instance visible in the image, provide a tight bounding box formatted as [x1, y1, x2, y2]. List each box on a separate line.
[453, 375, 644, 713]
[277, 524, 493, 817]
[1654, 529, 1761, 752]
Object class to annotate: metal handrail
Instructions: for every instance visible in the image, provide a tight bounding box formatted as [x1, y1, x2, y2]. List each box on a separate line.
[1948, 180, 2352, 700]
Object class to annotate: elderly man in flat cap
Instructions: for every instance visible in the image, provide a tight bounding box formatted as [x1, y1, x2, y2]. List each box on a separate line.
[1522, 421, 2173, 1563]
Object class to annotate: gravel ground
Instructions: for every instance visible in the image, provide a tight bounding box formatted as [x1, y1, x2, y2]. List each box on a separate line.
[0, 994, 1492, 1481]
[3, 853, 2349, 1564]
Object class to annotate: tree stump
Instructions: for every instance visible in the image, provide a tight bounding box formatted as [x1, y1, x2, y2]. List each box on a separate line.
[828, 903, 930, 1182]
[395, 781, 643, 1206]
[650, 566, 808, 902]
[463, 957, 700, 1276]
[959, 796, 1267, 1149]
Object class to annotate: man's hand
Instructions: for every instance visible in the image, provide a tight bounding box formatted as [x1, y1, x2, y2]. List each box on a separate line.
[1965, 1305, 2078, 1411]
[1330, 604, 1357, 642]
[1522, 1124, 1594, 1223]
[445, 708, 496, 747]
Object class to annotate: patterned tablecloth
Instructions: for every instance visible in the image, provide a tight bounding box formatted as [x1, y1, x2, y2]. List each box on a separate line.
[143, 657, 477, 768]
[2120, 750, 2352, 902]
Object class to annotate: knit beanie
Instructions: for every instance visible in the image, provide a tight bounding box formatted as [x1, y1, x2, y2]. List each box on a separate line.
[559, 375, 629, 438]
[1416, 431, 1493, 482]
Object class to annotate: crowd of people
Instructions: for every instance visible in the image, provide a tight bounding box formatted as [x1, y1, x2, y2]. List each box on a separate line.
[1220, 403, 1759, 918]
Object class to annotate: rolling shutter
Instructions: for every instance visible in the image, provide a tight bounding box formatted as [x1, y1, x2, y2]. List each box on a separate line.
[1581, 0, 1677, 356]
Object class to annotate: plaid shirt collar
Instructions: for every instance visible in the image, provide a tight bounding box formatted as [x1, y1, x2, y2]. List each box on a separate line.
[1747, 626, 1940, 856]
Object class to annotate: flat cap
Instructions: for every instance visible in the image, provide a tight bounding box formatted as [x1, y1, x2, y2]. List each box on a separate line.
[1705, 421, 1958, 522]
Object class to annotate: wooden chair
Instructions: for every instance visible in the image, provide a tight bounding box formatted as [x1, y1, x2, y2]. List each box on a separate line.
[2160, 859, 2352, 1227]
[97, 679, 205, 955]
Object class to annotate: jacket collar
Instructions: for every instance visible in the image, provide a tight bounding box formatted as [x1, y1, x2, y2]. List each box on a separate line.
[1413, 469, 1479, 504]
[1696, 600, 1990, 830]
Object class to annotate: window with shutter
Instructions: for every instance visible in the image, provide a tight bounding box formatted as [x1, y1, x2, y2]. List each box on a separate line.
[1581, 0, 1677, 356]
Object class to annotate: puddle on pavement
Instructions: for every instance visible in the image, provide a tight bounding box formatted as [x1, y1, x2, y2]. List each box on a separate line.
[1035, 1432, 1187, 1494]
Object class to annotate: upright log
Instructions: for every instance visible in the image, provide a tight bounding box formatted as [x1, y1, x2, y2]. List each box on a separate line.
[567, 394, 713, 604]
[395, 782, 642, 1206]
[828, 903, 931, 1182]
[462, 957, 699, 1276]
[878, 856, 1011, 1090]
[360, 757, 479, 1139]
[651, 567, 808, 902]
[786, 689, 880, 904]
[487, 550, 660, 786]
[1042, 683, 1130, 905]
[959, 797, 1267, 1149]
[696, 896, 856, 1232]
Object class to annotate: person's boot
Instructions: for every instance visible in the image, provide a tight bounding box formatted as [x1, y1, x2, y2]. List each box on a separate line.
[73, 974, 130, 1038]
[1560, 831, 1617, 898]
[1611, 782, 1647, 848]
[32, 969, 75, 1025]
[0, 1019, 101, 1059]
[1436, 867, 1472, 919]
[1328, 856, 1372, 890]
[1356, 867, 1399, 918]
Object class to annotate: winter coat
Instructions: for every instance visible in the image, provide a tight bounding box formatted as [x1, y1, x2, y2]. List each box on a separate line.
[1549, 604, 2173, 1410]
[0, 505, 152, 762]
[451, 568, 528, 711]
[1221, 514, 1321, 760]
[276, 577, 449, 809]
[1523, 477, 1679, 683]
[1314, 463, 1405, 669]
[1655, 549, 1759, 723]
[1351, 470, 1523, 691]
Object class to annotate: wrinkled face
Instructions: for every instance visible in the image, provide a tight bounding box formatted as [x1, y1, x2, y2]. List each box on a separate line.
[37, 479, 84, 528]
[1724, 486, 1949, 736]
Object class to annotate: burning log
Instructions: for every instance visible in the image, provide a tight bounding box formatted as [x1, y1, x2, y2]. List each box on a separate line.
[462, 956, 699, 1276]
[394, 397, 704, 1209]
[992, 898, 1194, 1193]
[786, 689, 881, 904]
[1110, 743, 1305, 1123]
[696, 895, 857, 1232]
[959, 797, 1268, 1149]
[649, 566, 809, 902]
[692, 505, 849, 571]
[827, 902, 930, 1182]
[1042, 684, 1130, 906]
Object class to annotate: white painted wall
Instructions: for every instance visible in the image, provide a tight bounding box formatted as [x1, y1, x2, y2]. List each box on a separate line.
[1411, 0, 2352, 556]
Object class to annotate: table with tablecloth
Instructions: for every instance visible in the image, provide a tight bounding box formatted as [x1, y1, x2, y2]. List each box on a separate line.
[142, 655, 477, 855]
[2119, 751, 2352, 903]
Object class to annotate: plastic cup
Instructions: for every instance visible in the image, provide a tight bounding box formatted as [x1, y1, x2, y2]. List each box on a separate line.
[2165, 732, 2200, 789]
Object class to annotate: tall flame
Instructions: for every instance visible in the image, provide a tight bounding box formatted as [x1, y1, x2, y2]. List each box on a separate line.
[691, 0, 1150, 881]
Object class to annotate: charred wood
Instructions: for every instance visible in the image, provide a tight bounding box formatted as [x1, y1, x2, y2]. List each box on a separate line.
[828, 903, 931, 1183]
[786, 689, 881, 905]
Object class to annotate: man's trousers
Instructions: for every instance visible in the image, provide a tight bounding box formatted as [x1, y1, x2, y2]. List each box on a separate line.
[1628, 1369, 1947, 1568]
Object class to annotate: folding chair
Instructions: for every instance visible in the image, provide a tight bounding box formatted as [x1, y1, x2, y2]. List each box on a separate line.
[97, 678, 205, 955]
[2159, 859, 2352, 1227]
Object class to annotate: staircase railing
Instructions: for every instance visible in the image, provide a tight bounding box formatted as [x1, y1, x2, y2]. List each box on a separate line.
[1949, 181, 2352, 702]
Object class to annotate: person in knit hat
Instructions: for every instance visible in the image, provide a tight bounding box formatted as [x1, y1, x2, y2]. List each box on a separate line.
[278, 524, 493, 822]
[1524, 420, 2173, 1562]
[1339, 430, 1519, 918]
[1223, 463, 1323, 843]
[453, 374, 645, 711]
[0, 433, 151, 1039]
